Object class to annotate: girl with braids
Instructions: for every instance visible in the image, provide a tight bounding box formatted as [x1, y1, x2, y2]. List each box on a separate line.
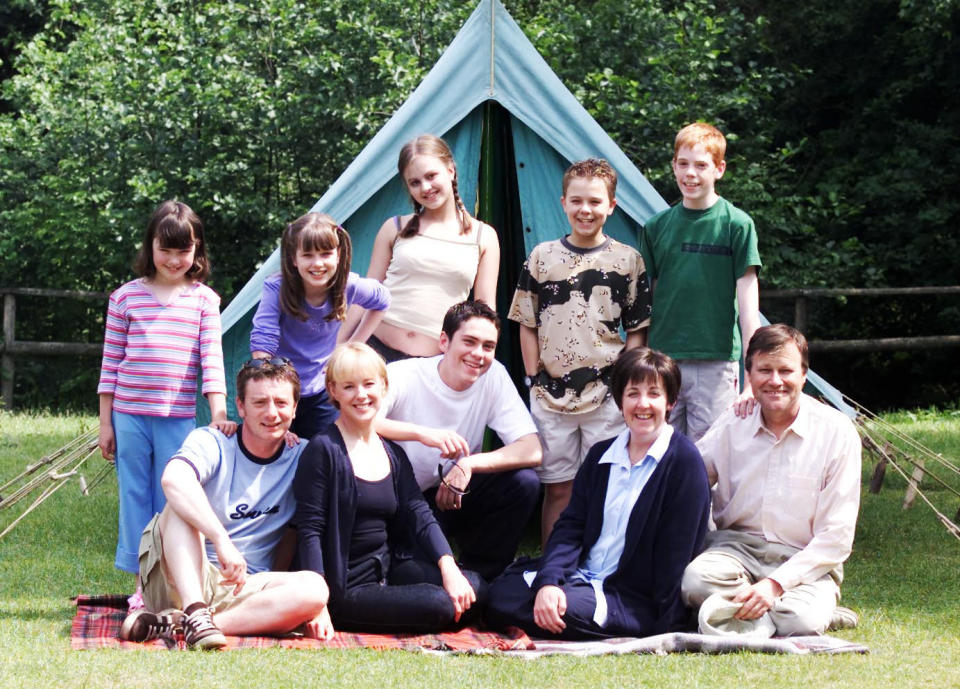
[251, 212, 390, 439]
[363, 134, 501, 362]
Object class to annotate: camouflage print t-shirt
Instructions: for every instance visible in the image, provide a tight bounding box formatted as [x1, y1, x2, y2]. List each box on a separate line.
[508, 236, 651, 414]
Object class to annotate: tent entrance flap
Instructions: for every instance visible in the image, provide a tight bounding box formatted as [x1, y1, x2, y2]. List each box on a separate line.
[477, 100, 526, 391]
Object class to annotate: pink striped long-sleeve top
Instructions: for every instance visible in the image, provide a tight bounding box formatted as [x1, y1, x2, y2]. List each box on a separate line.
[97, 278, 227, 417]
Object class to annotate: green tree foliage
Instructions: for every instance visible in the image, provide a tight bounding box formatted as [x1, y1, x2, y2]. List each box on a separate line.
[0, 0, 471, 408]
[1, 0, 957, 409]
[510, 1, 813, 286]
[756, 0, 960, 287]
[0, 0, 842, 299]
[746, 0, 960, 409]
[0, 0, 49, 112]
[0, 0, 472, 298]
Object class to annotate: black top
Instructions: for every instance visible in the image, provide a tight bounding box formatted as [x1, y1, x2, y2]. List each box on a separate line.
[346, 475, 396, 587]
[293, 426, 452, 609]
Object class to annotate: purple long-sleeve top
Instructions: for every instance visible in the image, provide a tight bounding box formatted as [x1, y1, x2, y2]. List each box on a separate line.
[249, 273, 390, 396]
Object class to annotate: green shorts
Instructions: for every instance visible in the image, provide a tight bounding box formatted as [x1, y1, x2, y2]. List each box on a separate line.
[138, 513, 287, 614]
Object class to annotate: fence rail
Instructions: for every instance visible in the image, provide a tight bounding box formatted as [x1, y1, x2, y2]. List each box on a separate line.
[1, 285, 959, 410]
[761, 286, 960, 352]
[1, 287, 108, 409]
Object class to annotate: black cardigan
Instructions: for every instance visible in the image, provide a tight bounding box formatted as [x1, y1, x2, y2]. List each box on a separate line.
[293, 426, 452, 607]
[533, 431, 711, 636]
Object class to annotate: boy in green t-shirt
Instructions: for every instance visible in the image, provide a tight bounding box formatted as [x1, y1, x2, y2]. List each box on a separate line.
[640, 122, 761, 442]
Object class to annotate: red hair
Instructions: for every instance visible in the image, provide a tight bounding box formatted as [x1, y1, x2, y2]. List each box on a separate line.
[674, 122, 727, 167]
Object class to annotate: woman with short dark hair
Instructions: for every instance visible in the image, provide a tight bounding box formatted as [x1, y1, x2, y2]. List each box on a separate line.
[485, 347, 710, 639]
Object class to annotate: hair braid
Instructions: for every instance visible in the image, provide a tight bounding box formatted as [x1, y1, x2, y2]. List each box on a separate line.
[400, 201, 422, 239]
[450, 176, 472, 235]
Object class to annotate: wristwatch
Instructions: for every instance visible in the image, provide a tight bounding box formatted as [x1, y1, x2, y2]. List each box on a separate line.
[523, 375, 534, 388]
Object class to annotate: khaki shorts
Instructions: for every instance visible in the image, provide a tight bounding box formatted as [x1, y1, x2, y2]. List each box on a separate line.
[138, 513, 287, 614]
[671, 360, 740, 442]
[531, 395, 624, 483]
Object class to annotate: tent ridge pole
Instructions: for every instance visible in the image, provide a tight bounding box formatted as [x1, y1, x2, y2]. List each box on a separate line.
[489, 0, 495, 95]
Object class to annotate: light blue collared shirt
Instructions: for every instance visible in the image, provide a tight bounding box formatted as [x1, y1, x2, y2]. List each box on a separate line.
[575, 424, 674, 626]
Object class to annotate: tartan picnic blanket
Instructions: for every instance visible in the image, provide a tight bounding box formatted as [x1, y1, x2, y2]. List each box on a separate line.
[71, 595, 868, 655]
[70, 595, 533, 652]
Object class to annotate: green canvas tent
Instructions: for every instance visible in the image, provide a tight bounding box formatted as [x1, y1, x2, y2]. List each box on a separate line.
[212, 0, 852, 421]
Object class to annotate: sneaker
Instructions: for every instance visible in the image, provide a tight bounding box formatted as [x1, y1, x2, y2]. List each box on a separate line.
[183, 606, 227, 650]
[827, 606, 859, 631]
[119, 608, 183, 642]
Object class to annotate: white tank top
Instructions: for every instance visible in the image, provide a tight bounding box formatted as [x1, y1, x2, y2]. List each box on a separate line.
[381, 220, 482, 338]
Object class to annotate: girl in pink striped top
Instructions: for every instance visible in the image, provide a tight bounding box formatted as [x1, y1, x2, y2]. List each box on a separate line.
[97, 200, 234, 583]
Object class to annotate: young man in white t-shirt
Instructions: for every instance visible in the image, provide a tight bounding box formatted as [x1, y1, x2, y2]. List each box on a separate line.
[119, 359, 331, 649]
[378, 301, 542, 580]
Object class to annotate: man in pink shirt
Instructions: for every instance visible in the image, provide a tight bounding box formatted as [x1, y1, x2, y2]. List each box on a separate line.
[681, 324, 862, 636]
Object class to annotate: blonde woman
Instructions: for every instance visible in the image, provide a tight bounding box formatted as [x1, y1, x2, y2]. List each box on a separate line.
[293, 343, 484, 634]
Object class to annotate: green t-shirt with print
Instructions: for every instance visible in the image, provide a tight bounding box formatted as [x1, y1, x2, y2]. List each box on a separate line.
[640, 197, 761, 361]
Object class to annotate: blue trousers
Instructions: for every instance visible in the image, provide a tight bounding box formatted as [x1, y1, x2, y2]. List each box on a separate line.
[289, 389, 339, 441]
[485, 558, 611, 639]
[112, 412, 194, 573]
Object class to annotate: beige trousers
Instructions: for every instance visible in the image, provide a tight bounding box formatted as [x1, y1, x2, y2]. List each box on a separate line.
[681, 530, 841, 636]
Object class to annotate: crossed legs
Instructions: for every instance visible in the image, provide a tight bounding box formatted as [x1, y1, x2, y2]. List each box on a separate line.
[681, 534, 839, 636]
[147, 507, 327, 636]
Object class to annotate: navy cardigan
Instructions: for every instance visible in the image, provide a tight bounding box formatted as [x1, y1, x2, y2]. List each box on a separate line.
[293, 426, 452, 607]
[533, 431, 711, 635]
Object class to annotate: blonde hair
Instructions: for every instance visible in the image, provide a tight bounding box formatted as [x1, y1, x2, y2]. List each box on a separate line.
[324, 342, 388, 408]
[674, 122, 727, 167]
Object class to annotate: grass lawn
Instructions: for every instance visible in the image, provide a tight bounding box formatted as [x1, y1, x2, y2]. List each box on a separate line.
[1, 409, 958, 689]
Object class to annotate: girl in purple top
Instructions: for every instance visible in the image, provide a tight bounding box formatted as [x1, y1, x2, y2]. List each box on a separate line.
[250, 212, 390, 440]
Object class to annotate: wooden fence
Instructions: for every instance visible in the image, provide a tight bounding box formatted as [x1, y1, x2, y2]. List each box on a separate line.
[762, 286, 960, 352]
[1, 287, 108, 409]
[2, 285, 959, 410]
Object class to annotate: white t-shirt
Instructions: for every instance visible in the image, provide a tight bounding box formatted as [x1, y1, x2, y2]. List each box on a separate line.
[383, 355, 538, 490]
[173, 426, 306, 574]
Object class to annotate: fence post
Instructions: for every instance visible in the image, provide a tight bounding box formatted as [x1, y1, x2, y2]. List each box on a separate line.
[2, 293, 15, 410]
[794, 295, 808, 335]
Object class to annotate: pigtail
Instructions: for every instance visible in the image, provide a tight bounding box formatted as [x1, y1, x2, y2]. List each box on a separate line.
[399, 201, 422, 239]
[397, 133, 475, 238]
[279, 221, 309, 322]
[324, 226, 352, 322]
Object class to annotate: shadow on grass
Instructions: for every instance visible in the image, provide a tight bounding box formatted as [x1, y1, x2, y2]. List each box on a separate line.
[0, 604, 73, 622]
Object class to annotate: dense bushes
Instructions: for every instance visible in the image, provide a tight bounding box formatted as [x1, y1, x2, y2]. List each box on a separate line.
[1, 0, 957, 409]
